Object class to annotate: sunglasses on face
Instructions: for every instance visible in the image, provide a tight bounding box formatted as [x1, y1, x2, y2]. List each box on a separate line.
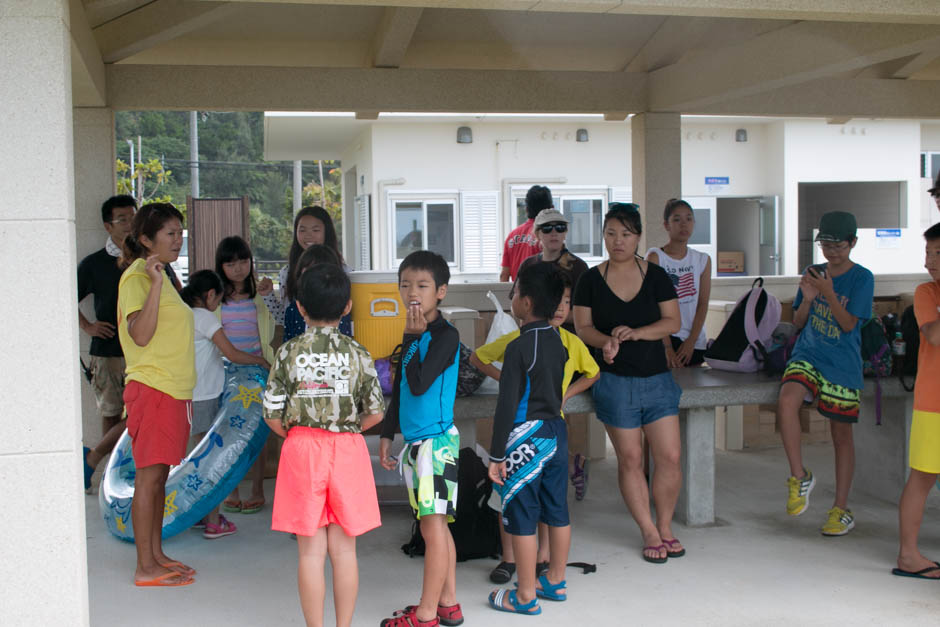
[537, 224, 568, 234]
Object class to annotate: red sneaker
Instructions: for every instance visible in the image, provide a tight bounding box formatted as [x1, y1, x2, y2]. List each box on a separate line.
[381, 606, 442, 626]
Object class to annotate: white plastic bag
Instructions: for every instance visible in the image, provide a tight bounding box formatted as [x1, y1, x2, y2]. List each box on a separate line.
[476, 290, 519, 394]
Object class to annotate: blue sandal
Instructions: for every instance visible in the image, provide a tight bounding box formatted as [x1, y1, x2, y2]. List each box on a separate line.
[489, 589, 541, 615]
[535, 574, 567, 601]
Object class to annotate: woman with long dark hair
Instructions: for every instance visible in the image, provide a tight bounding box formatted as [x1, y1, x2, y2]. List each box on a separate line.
[117, 202, 196, 586]
[262, 206, 346, 327]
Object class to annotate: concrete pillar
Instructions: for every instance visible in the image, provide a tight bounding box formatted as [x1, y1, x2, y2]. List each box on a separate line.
[631, 112, 682, 253]
[0, 1, 90, 624]
[74, 107, 116, 481]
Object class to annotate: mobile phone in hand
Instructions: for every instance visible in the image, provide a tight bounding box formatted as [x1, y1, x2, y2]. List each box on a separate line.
[808, 264, 827, 278]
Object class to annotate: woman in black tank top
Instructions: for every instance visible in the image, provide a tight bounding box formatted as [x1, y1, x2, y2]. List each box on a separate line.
[572, 203, 687, 564]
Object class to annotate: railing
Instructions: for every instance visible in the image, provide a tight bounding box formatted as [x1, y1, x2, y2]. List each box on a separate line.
[256, 260, 286, 282]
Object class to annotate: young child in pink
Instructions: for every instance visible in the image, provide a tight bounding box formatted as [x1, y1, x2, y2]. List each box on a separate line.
[263, 264, 385, 627]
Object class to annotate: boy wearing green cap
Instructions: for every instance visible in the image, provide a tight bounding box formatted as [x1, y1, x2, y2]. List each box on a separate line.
[777, 211, 874, 535]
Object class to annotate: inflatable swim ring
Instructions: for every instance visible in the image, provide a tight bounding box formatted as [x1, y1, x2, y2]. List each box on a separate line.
[100, 362, 270, 541]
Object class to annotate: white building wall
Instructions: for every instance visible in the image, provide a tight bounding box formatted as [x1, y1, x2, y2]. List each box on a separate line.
[337, 116, 928, 275]
[783, 119, 922, 275]
[680, 122, 770, 197]
[365, 120, 630, 269]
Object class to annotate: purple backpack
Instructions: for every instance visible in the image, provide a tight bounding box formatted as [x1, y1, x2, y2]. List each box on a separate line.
[704, 278, 782, 373]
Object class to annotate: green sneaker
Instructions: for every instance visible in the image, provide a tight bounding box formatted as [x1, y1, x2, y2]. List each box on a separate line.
[786, 469, 815, 516]
[821, 506, 855, 536]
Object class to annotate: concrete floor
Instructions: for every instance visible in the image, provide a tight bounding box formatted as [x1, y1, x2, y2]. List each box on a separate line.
[86, 443, 940, 626]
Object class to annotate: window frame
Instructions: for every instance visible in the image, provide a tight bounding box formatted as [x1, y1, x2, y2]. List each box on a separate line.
[509, 185, 610, 264]
[387, 190, 460, 268]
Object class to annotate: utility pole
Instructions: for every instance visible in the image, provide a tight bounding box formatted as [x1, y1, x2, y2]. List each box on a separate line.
[293, 160, 302, 215]
[190, 111, 199, 198]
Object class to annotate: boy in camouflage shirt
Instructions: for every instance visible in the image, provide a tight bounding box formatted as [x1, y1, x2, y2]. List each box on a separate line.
[263, 264, 384, 627]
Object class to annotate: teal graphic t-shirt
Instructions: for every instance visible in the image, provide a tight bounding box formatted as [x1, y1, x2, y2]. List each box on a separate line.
[789, 263, 874, 389]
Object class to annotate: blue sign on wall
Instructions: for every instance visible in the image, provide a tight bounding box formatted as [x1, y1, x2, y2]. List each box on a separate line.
[875, 228, 901, 238]
[705, 176, 730, 185]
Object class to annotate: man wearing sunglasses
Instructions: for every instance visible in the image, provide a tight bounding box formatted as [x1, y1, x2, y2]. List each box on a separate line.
[514, 208, 588, 334]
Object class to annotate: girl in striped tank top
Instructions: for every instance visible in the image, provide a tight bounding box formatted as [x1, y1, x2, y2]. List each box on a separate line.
[216, 236, 276, 516]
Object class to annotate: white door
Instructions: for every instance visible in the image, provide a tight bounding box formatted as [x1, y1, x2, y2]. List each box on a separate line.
[684, 196, 718, 275]
[759, 195, 780, 276]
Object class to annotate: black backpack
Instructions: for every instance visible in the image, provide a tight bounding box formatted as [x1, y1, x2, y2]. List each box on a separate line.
[899, 305, 920, 391]
[401, 447, 501, 562]
[456, 343, 485, 397]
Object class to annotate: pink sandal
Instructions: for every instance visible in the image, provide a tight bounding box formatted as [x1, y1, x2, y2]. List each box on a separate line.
[203, 514, 237, 539]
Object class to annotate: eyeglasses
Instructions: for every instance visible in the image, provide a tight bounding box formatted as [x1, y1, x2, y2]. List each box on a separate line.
[816, 241, 850, 251]
[109, 217, 131, 225]
[537, 224, 568, 234]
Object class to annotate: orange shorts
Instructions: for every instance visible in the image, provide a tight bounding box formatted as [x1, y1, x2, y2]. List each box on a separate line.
[272, 427, 381, 538]
[124, 381, 191, 469]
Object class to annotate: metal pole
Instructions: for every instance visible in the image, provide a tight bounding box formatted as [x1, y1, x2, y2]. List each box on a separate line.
[126, 139, 135, 199]
[318, 160, 326, 205]
[137, 135, 143, 205]
[293, 160, 302, 215]
[190, 111, 199, 198]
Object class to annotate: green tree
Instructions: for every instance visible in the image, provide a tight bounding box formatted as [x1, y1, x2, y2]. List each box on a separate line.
[116, 158, 179, 216]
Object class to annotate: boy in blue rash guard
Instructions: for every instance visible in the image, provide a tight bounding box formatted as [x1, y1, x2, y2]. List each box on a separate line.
[379, 250, 464, 627]
[488, 263, 570, 617]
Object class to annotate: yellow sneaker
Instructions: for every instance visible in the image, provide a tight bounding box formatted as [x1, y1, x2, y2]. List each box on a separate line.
[785, 469, 815, 516]
[821, 506, 855, 536]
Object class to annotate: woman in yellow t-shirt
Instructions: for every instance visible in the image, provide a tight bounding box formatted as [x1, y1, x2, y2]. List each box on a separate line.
[117, 203, 197, 587]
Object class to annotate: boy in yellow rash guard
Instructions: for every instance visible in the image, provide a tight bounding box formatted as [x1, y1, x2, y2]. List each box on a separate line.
[471, 283, 599, 584]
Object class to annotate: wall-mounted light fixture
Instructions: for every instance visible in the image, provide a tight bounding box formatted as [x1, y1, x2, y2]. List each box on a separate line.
[456, 126, 473, 143]
[576, 128, 589, 142]
[735, 128, 748, 142]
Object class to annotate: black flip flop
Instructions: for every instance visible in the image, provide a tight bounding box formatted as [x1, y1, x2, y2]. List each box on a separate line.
[891, 561, 940, 580]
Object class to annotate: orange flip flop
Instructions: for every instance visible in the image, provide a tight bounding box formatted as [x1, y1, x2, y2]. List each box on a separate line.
[159, 561, 196, 576]
[135, 572, 194, 587]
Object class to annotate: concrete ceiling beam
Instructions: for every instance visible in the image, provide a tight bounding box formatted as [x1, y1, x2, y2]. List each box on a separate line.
[892, 48, 940, 79]
[372, 7, 423, 68]
[649, 21, 940, 111]
[69, 0, 106, 106]
[691, 77, 940, 119]
[106, 65, 648, 113]
[93, 0, 241, 64]
[191, 0, 940, 24]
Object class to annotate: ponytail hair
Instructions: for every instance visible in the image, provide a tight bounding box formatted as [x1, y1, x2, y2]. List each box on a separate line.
[180, 270, 223, 308]
[120, 202, 185, 269]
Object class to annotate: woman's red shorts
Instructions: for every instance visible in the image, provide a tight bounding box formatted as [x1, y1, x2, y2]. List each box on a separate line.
[124, 381, 191, 468]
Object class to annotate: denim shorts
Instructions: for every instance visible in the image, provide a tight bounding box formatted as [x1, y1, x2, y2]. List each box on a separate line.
[592, 371, 682, 430]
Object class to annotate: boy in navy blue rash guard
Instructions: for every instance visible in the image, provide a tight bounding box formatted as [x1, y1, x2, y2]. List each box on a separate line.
[488, 263, 570, 617]
[380, 251, 463, 627]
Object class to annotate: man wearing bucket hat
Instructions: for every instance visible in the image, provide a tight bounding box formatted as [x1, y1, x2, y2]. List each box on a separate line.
[777, 210, 874, 536]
